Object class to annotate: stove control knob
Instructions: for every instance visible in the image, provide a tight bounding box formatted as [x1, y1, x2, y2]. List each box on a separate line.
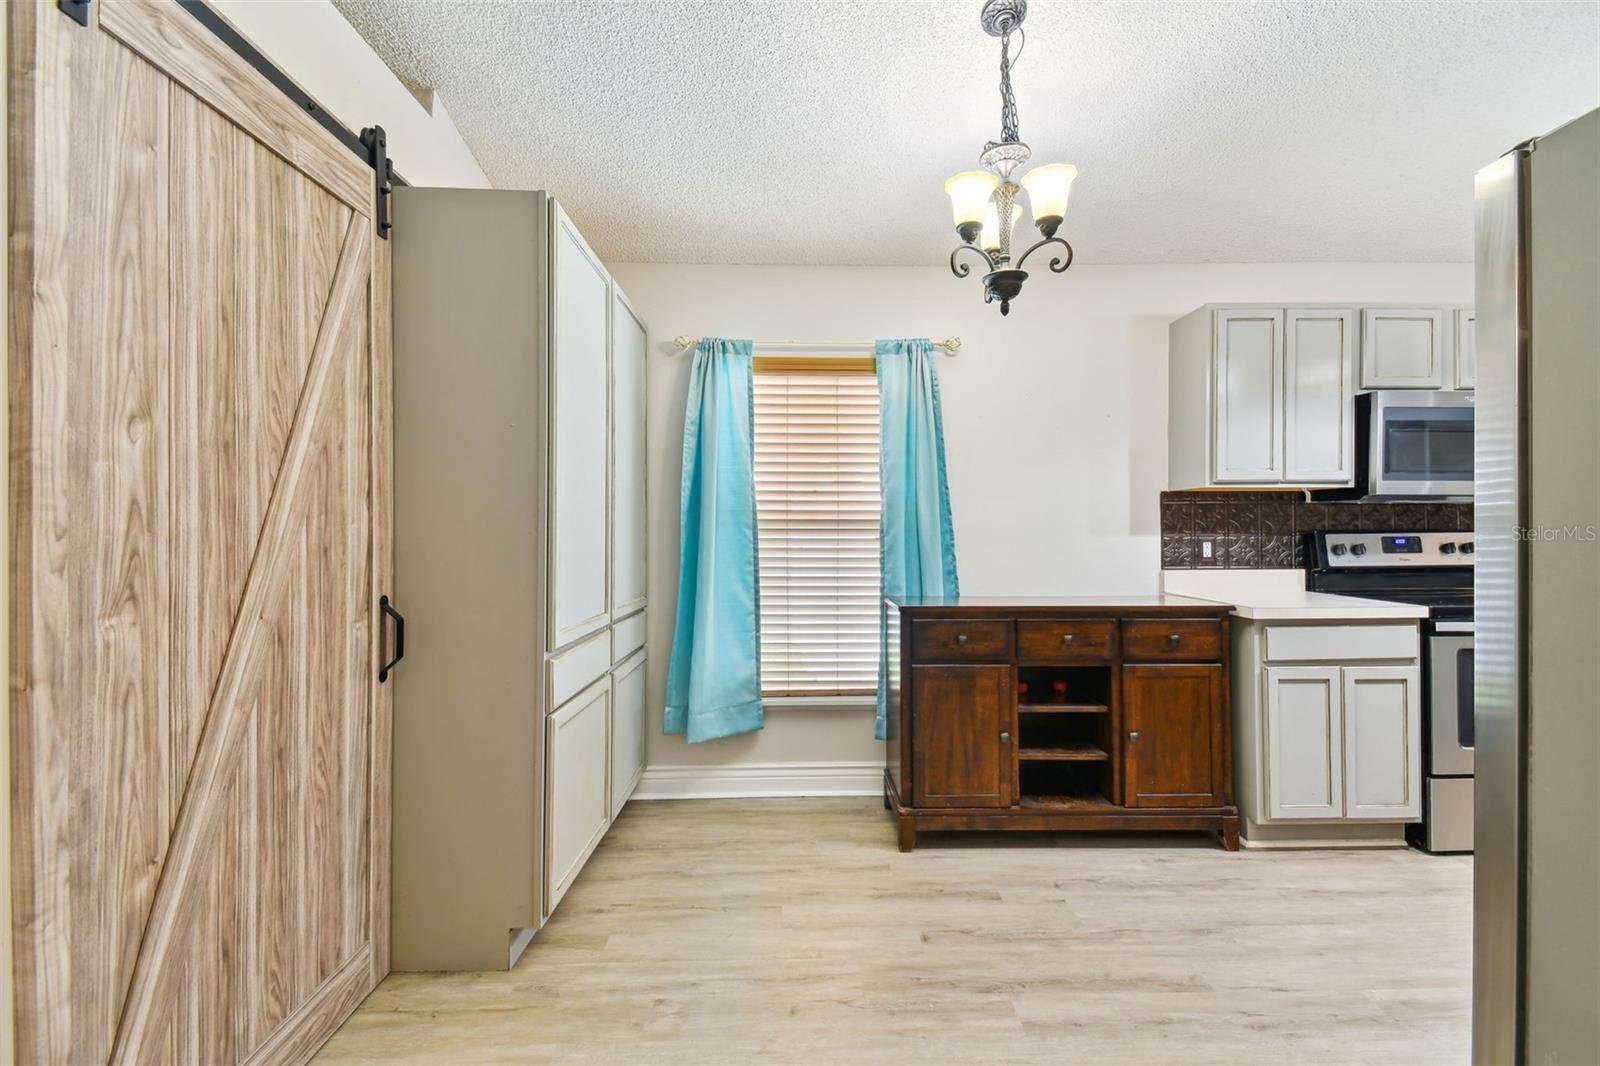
[1350, 543, 1368, 557]
[1330, 543, 1348, 556]
[1461, 542, 1475, 554]
[1439, 542, 1457, 555]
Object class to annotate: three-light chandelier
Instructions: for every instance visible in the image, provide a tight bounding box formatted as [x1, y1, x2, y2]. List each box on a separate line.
[944, 0, 1078, 315]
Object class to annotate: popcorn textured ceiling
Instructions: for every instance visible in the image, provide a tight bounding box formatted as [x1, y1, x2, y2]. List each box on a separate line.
[334, 0, 1598, 266]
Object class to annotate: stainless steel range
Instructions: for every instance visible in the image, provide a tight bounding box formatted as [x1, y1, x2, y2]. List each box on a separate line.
[1305, 530, 1474, 853]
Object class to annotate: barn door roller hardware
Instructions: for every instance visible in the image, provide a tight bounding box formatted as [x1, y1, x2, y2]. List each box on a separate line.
[59, 0, 91, 26]
[361, 127, 394, 239]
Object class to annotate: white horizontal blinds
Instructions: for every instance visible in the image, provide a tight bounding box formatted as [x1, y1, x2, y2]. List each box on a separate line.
[754, 364, 883, 697]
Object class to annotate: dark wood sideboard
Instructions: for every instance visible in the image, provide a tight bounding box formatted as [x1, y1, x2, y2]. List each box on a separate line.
[883, 596, 1240, 852]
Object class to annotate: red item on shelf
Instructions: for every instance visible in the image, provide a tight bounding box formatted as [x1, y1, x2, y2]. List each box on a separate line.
[1017, 681, 1030, 699]
[1052, 680, 1069, 701]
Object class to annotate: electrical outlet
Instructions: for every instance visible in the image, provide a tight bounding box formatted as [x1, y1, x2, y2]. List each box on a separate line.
[1199, 538, 1216, 561]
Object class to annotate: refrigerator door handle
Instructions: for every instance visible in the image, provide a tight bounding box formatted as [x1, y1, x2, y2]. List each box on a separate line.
[1456, 646, 1475, 749]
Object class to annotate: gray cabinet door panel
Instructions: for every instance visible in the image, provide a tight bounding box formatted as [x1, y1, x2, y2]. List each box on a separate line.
[1213, 310, 1285, 481]
[1360, 308, 1445, 388]
[1264, 667, 1344, 820]
[610, 289, 649, 619]
[1284, 309, 1355, 483]
[549, 204, 612, 650]
[1342, 667, 1422, 819]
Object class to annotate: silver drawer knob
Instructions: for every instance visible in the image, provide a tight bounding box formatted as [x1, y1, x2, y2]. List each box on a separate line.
[957, 634, 968, 644]
[1129, 731, 1141, 742]
[1168, 633, 1181, 643]
[1063, 634, 1075, 644]
[1000, 731, 1011, 745]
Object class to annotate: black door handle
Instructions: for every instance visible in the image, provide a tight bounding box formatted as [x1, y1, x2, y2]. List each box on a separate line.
[1456, 647, 1474, 749]
[379, 595, 405, 683]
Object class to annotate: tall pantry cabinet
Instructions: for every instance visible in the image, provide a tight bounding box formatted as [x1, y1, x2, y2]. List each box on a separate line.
[390, 189, 649, 970]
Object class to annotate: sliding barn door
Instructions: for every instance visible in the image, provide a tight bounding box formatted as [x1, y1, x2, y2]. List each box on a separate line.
[8, 1, 393, 1063]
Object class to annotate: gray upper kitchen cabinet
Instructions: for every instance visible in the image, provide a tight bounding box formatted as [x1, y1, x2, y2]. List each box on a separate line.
[1453, 307, 1477, 389]
[1212, 309, 1285, 482]
[1360, 307, 1445, 388]
[1168, 305, 1352, 489]
[1283, 309, 1356, 483]
[1169, 302, 1467, 489]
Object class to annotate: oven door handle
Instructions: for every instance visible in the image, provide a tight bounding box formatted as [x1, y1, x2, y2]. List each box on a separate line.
[1433, 621, 1475, 634]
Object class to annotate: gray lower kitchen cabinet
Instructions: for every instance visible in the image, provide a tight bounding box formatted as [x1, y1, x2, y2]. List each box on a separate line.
[1236, 619, 1422, 846]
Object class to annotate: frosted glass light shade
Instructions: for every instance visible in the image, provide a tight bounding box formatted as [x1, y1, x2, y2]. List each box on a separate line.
[944, 170, 1000, 236]
[1021, 163, 1078, 233]
[980, 201, 1021, 254]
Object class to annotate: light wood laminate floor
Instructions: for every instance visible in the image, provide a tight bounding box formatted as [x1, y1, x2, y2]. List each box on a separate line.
[318, 798, 1471, 1065]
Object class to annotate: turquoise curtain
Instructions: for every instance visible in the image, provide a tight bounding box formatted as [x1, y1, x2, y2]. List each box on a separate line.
[664, 338, 765, 743]
[876, 338, 959, 740]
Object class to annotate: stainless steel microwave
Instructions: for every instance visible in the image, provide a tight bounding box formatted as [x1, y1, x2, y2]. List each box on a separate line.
[1355, 390, 1476, 498]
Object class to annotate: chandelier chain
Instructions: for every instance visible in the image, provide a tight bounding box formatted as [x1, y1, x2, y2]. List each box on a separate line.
[995, 27, 1023, 146]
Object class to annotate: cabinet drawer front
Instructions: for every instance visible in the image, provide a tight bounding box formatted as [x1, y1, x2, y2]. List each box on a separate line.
[1264, 624, 1418, 663]
[911, 620, 1012, 661]
[1122, 619, 1223, 662]
[1016, 620, 1117, 662]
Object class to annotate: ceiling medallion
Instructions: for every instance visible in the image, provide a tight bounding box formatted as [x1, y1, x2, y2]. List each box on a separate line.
[944, 0, 1078, 315]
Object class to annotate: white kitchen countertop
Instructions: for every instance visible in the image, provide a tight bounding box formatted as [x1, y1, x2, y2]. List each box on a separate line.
[1158, 569, 1429, 622]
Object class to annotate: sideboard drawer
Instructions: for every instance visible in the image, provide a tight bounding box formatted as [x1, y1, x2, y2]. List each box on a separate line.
[911, 620, 1013, 662]
[1122, 619, 1223, 662]
[1016, 620, 1118, 663]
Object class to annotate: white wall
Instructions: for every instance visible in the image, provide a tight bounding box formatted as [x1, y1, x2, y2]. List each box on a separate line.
[211, 0, 489, 189]
[607, 261, 1473, 776]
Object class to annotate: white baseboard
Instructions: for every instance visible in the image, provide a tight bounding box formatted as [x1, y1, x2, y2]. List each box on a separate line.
[632, 760, 883, 800]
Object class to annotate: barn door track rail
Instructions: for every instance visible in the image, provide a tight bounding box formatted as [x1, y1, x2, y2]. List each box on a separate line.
[57, 0, 408, 234]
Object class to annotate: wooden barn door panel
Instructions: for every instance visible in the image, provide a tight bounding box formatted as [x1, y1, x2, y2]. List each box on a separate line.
[9, 1, 392, 1063]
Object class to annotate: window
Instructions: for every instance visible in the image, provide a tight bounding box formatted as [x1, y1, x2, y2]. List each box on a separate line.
[753, 358, 882, 699]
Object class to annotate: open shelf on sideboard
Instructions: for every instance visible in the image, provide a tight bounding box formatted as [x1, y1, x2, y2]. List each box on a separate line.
[1017, 742, 1108, 762]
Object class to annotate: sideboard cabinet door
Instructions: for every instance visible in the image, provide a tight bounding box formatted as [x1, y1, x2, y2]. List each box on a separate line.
[911, 665, 1015, 808]
[1123, 664, 1224, 808]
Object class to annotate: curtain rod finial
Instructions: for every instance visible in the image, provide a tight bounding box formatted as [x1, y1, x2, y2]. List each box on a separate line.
[673, 335, 698, 354]
[939, 337, 962, 354]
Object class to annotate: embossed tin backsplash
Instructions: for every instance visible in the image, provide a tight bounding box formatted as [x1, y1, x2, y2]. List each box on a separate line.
[1159, 491, 1474, 570]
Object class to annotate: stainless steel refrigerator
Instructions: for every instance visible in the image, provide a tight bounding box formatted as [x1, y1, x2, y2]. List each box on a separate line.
[1473, 107, 1600, 1065]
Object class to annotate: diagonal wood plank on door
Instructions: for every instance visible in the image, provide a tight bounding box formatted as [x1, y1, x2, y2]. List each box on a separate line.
[111, 213, 373, 1066]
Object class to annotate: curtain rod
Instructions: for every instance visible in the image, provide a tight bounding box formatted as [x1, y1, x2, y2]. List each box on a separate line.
[671, 336, 962, 357]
